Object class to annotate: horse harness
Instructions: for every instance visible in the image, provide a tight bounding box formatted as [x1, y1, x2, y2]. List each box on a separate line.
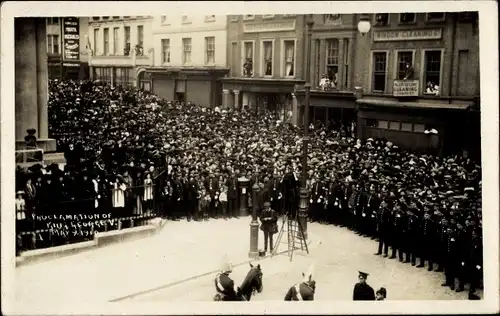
[293, 282, 314, 301]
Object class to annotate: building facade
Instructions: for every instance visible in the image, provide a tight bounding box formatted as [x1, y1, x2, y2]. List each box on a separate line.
[296, 12, 480, 158]
[139, 15, 229, 106]
[221, 14, 306, 118]
[297, 14, 359, 129]
[46, 17, 90, 80]
[88, 16, 153, 87]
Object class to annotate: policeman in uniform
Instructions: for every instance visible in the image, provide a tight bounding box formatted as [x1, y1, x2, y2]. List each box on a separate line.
[404, 208, 420, 265]
[390, 203, 406, 262]
[354, 184, 367, 234]
[436, 217, 450, 272]
[310, 175, 324, 223]
[353, 271, 375, 300]
[455, 221, 469, 292]
[442, 225, 457, 290]
[284, 264, 316, 301]
[467, 227, 482, 299]
[375, 200, 391, 257]
[416, 208, 437, 271]
[214, 259, 238, 301]
[365, 183, 381, 239]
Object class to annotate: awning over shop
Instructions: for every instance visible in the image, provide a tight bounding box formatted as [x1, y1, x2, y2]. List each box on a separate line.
[357, 98, 473, 111]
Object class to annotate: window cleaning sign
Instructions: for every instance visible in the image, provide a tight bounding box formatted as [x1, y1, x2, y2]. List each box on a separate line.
[393, 80, 419, 97]
[63, 17, 80, 61]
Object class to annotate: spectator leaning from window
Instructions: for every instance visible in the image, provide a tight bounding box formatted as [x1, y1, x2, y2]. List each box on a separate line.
[404, 62, 414, 80]
[426, 81, 440, 96]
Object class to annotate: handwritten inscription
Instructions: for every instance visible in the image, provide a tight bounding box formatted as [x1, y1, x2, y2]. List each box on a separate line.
[32, 213, 115, 237]
[374, 29, 442, 42]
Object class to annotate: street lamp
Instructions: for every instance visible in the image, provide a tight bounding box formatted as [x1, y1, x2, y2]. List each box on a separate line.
[298, 83, 312, 240]
[357, 14, 371, 36]
[238, 176, 250, 217]
[249, 183, 260, 258]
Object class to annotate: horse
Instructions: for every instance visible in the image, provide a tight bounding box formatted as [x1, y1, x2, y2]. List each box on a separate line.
[213, 262, 263, 301]
[284, 269, 316, 301]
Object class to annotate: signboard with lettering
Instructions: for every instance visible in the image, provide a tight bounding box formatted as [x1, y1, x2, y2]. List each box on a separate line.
[243, 20, 296, 33]
[63, 17, 80, 61]
[393, 80, 419, 97]
[374, 29, 442, 42]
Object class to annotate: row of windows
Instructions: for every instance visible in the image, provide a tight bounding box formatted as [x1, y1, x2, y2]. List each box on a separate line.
[374, 12, 477, 26]
[161, 15, 217, 25]
[93, 67, 134, 87]
[160, 37, 215, 65]
[373, 13, 446, 26]
[366, 119, 427, 133]
[93, 25, 143, 56]
[91, 16, 136, 21]
[229, 14, 296, 22]
[237, 40, 296, 78]
[371, 50, 443, 95]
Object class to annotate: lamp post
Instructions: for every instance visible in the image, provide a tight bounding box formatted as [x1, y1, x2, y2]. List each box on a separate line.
[298, 83, 312, 240]
[238, 176, 250, 217]
[357, 14, 371, 36]
[249, 183, 260, 258]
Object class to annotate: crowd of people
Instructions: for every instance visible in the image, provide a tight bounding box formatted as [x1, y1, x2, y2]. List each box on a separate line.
[15, 79, 482, 299]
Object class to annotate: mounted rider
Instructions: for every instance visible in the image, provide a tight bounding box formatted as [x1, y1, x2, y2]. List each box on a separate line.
[214, 259, 238, 301]
[284, 264, 316, 301]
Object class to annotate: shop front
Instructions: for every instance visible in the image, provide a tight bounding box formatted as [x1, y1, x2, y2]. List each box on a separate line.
[295, 90, 357, 131]
[221, 78, 305, 119]
[144, 67, 228, 107]
[356, 96, 476, 156]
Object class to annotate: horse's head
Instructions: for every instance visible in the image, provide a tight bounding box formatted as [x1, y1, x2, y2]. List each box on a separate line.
[302, 264, 316, 293]
[239, 262, 263, 297]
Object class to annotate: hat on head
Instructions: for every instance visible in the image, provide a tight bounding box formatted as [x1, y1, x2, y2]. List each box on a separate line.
[358, 271, 369, 279]
[302, 263, 315, 283]
[263, 202, 271, 208]
[220, 255, 233, 273]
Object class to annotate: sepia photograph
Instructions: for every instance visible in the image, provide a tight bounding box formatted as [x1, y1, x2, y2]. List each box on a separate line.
[1, 1, 498, 315]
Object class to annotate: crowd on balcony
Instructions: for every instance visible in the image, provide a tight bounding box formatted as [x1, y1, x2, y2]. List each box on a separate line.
[14, 79, 482, 298]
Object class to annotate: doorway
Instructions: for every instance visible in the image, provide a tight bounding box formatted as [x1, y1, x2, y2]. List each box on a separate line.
[175, 92, 185, 103]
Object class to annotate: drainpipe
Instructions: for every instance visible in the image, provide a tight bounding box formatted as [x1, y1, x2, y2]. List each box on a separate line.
[448, 13, 457, 97]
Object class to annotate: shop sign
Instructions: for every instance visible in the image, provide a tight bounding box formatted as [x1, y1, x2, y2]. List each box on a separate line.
[374, 28, 442, 42]
[63, 17, 80, 61]
[393, 80, 419, 97]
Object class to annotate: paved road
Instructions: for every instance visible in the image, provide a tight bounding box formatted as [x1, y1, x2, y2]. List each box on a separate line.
[15, 217, 481, 308]
[125, 221, 483, 302]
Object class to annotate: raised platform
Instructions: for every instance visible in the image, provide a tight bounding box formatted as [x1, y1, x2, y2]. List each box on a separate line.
[16, 138, 57, 153]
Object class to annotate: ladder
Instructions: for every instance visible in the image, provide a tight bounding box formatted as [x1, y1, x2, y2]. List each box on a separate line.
[272, 213, 309, 261]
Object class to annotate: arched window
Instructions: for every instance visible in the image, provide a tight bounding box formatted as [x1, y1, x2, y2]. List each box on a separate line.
[138, 71, 152, 91]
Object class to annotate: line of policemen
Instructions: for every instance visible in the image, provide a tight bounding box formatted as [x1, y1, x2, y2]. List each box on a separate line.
[305, 175, 483, 299]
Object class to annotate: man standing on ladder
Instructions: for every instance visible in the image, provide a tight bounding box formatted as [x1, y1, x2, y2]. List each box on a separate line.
[260, 202, 278, 255]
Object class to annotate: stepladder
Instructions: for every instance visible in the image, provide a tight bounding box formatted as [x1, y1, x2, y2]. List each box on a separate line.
[272, 213, 309, 261]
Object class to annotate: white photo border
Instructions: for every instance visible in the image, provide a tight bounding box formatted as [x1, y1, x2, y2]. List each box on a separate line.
[1, 1, 498, 315]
